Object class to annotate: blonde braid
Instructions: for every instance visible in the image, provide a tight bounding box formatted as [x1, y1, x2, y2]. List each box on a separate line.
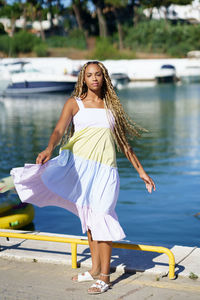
[97, 61, 147, 151]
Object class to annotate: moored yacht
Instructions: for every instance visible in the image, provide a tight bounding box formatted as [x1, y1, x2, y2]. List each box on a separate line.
[110, 73, 130, 89]
[155, 64, 177, 83]
[1, 61, 78, 95]
[180, 65, 200, 83]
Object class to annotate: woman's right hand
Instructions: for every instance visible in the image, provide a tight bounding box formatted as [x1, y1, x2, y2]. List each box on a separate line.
[36, 147, 53, 165]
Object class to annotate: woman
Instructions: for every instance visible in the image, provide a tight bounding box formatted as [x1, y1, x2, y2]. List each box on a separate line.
[11, 61, 155, 295]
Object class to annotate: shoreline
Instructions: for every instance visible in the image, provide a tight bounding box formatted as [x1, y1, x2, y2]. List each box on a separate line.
[1, 56, 200, 82]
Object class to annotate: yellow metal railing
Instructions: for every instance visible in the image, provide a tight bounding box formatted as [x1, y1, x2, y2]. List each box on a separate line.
[0, 231, 176, 279]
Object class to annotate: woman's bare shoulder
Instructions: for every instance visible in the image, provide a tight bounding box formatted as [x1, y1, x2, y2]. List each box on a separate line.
[63, 96, 79, 115]
[65, 96, 76, 105]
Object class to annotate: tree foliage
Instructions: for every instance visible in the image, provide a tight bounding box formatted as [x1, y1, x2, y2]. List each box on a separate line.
[0, 0, 199, 57]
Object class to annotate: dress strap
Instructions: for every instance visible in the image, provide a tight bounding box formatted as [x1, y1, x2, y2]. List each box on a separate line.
[75, 97, 85, 110]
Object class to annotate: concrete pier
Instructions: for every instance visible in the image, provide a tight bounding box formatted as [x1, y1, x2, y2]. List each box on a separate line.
[0, 229, 199, 299]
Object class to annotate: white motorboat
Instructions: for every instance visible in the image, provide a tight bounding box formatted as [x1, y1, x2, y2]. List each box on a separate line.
[155, 64, 177, 83]
[1, 61, 78, 95]
[0, 61, 20, 94]
[180, 65, 200, 83]
[0, 71, 11, 93]
[110, 73, 130, 89]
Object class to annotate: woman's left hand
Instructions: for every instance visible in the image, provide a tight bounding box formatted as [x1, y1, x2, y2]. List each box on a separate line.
[140, 172, 156, 193]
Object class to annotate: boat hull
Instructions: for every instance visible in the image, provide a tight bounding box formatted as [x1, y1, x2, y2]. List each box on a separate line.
[155, 64, 177, 84]
[156, 75, 176, 83]
[6, 81, 76, 94]
[111, 73, 130, 89]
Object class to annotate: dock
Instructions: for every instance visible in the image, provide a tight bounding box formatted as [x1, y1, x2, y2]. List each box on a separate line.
[0, 229, 199, 299]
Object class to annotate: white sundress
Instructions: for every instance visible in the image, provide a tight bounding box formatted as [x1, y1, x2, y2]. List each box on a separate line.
[10, 97, 126, 241]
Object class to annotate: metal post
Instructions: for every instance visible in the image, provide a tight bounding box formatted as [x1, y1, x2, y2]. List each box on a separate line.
[71, 242, 77, 269]
[0, 231, 175, 279]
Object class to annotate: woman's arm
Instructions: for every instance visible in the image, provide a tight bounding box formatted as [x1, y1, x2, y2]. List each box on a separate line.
[124, 146, 156, 193]
[36, 97, 78, 164]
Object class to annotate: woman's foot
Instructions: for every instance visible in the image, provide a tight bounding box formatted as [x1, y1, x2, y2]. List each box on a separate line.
[72, 270, 100, 282]
[88, 279, 110, 294]
[87, 273, 110, 293]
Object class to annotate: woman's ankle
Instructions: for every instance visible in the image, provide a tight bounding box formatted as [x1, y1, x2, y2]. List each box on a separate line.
[99, 273, 110, 284]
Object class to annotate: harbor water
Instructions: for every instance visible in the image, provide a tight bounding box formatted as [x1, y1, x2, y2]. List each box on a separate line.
[0, 83, 199, 247]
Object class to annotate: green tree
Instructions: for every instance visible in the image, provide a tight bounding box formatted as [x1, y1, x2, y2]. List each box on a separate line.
[71, 0, 84, 31]
[70, 0, 89, 42]
[0, 1, 23, 36]
[92, 0, 108, 37]
[0, 0, 6, 8]
[105, 0, 128, 50]
[28, 0, 47, 41]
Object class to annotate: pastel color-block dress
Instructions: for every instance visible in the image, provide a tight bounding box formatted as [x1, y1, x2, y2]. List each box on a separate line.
[10, 97, 126, 241]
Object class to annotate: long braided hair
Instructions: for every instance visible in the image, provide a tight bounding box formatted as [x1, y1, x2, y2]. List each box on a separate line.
[62, 61, 146, 152]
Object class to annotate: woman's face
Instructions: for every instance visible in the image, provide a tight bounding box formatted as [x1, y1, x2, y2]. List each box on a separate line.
[84, 63, 103, 92]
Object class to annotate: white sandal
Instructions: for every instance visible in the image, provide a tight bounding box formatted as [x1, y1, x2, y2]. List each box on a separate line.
[72, 271, 95, 282]
[88, 279, 110, 294]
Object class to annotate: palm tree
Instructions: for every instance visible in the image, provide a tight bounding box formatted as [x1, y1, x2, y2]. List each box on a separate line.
[29, 0, 46, 40]
[71, 0, 84, 31]
[92, 0, 108, 37]
[105, 0, 129, 50]
[0, 1, 23, 36]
